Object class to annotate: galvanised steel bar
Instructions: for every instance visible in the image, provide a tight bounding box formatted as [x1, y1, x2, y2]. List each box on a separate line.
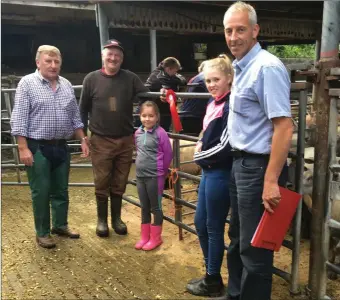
[149, 29, 157, 71]
[127, 180, 198, 211]
[179, 143, 197, 148]
[290, 89, 308, 295]
[96, 3, 109, 50]
[2, 160, 15, 164]
[177, 171, 201, 182]
[181, 188, 198, 194]
[326, 261, 340, 275]
[172, 138, 183, 240]
[320, 3, 340, 59]
[282, 240, 293, 251]
[272, 267, 291, 283]
[328, 218, 340, 230]
[2, 84, 309, 95]
[179, 160, 196, 165]
[1, 182, 94, 187]
[1, 85, 83, 93]
[311, 39, 321, 107]
[137, 92, 211, 99]
[1, 164, 92, 169]
[4, 92, 21, 183]
[167, 132, 199, 142]
[2, 143, 83, 148]
[329, 164, 340, 172]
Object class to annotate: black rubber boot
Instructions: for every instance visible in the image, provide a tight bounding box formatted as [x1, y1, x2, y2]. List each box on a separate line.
[186, 273, 224, 297]
[96, 196, 109, 237]
[210, 293, 240, 300]
[110, 193, 128, 235]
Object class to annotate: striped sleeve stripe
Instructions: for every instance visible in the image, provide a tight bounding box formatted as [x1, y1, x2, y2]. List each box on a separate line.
[193, 127, 230, 160]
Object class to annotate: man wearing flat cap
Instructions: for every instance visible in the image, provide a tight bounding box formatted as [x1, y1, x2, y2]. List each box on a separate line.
[80, 39, 149, 238]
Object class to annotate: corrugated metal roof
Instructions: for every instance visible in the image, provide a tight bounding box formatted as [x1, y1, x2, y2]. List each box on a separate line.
[104, 2, 320, 40]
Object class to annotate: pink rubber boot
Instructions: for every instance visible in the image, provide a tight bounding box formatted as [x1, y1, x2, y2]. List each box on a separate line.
[142, 225, 162, 251]
[135, 224, 150, 250]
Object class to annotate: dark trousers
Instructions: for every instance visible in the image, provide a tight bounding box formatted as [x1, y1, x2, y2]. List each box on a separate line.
[136, 176, 165, 225]
[227, 156, 287, 300]
[195, 168, 231, 275]
[90, 134, 134, 197]
[26, 147, 70, 237]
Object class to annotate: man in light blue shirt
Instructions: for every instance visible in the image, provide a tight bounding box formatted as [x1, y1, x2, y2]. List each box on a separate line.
[223, 2, 293, 300]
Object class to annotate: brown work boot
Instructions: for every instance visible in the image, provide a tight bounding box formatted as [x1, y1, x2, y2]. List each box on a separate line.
[51, 226, 80, 239]
[36, 235, 56, 249]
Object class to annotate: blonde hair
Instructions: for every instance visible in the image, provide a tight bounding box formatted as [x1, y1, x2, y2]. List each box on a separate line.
[161, 57, 182, 70]
[198, 60, 206, 73]
[223, 1, 257, 27]
[203, 54, 234, 81]
[35, 45, 61, 60]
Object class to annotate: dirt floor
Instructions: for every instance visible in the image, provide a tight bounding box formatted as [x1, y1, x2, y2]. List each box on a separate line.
[2, 155, 340, 300]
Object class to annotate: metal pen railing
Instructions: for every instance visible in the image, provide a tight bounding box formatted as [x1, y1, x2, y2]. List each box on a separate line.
[1, 84, 310, 291]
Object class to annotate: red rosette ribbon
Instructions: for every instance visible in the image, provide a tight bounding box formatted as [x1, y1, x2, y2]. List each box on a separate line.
[165, 89, 183, 132]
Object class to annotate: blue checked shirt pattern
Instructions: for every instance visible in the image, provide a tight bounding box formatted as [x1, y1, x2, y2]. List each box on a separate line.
[10, 70, 84, 139]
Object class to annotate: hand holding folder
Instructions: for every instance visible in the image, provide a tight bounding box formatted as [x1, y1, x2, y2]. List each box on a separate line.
[251, 187, 302, 252]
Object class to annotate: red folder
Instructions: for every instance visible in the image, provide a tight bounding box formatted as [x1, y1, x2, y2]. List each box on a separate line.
[251, 187, 302, 252]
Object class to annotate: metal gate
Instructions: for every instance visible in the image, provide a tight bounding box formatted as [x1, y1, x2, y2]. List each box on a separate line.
[1, 85, 309, 295]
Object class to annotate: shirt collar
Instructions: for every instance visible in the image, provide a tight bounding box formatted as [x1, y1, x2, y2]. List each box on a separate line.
[35, 69, 60, 83]
[233, 42, 261, 71]
[215, 91, 230, 102]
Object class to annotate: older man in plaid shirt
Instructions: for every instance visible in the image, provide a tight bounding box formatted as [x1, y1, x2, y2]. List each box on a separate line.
[10, 45, 90, 249]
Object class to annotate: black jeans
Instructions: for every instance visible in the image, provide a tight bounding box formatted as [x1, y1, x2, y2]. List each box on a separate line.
[227, 155, 287, 300]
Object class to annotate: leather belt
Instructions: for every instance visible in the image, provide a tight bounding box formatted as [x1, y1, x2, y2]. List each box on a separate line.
[29, 138, 66, 146]
[230, 149, 270, 158]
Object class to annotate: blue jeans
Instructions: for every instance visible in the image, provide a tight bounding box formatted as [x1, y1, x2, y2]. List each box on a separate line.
[195, 168, 231, 276]
[227, 156, 287, 300]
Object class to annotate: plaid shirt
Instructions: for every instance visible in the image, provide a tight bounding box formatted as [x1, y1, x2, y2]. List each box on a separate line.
[10, 70, 83, 140]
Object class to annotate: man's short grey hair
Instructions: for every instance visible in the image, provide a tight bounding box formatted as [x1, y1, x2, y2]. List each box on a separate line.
[223, 1, 257, 27]
[101, 47, 124, 59]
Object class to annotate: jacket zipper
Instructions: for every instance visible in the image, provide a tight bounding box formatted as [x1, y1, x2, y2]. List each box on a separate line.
[143, 130, 147, 145]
